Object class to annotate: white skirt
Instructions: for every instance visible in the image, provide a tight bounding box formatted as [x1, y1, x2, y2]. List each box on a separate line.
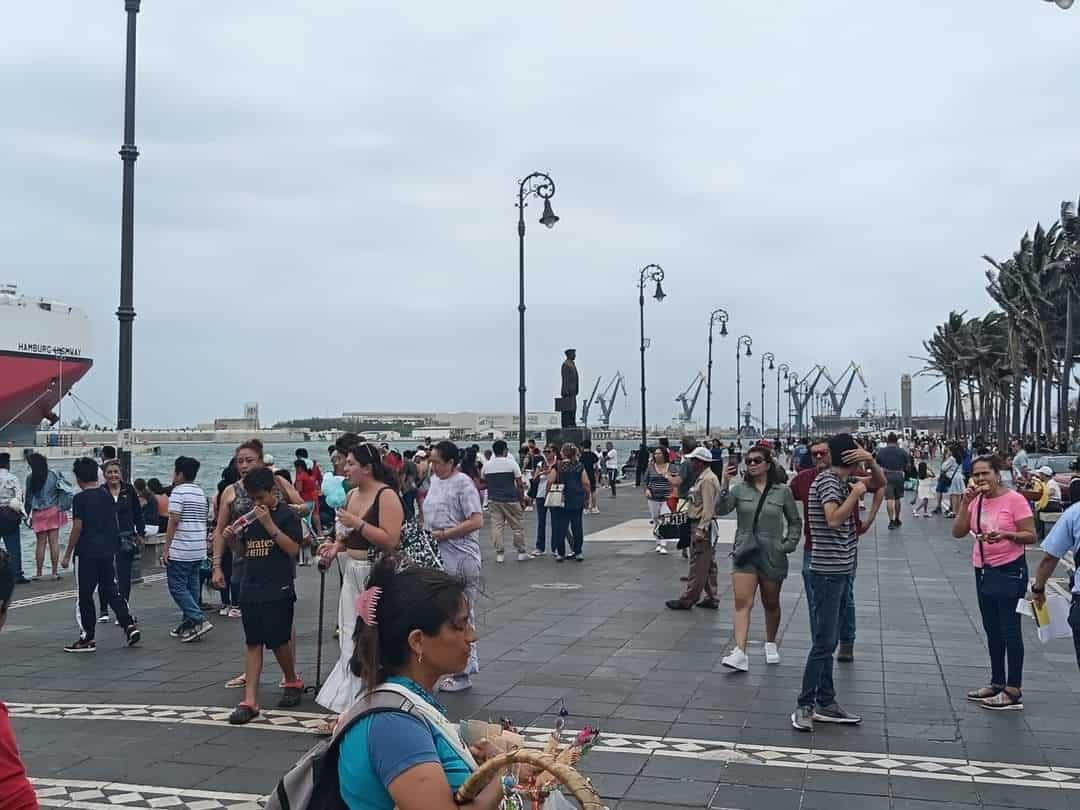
[316, 555, 370, 713]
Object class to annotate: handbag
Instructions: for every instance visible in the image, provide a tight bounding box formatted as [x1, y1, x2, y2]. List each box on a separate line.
[544, 466, 565, 510]
[395, 519, 444, 570]
[974, 495, 1028, 601]
[731, 483, 772, 567]
[55, 473, 76, 512]
[654, 509, 689, 540]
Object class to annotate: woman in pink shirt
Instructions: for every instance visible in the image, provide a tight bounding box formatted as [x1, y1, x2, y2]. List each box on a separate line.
[951, 455, 1035, 711]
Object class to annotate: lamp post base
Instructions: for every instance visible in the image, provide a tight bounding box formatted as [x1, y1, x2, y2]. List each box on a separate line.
[544, 427, 592, 450]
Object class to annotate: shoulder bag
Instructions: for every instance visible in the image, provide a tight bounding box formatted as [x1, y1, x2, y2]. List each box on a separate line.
[545, 465, 565, 510]
[974, 494, 1027, 601]
[731, 482, 772, 566]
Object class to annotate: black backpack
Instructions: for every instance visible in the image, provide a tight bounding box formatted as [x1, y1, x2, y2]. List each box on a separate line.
[265, 689, 425, 810]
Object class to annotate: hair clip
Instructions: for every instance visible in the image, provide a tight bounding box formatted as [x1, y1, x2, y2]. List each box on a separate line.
[355, 586, 383, 625]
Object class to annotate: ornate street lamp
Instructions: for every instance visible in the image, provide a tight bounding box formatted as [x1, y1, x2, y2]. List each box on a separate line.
[735, 335, 752, 435]
[776, 363, 790, 444]
[759, 352, 775, 438]
[637, 264, 666, 484]
[705, 308, 728, 437]
[516, 172, 558, 445]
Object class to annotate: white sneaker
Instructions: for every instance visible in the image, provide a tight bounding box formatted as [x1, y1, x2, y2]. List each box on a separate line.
[654, 544, 663, 553]
[765, 642, 781, 665]
[496, 553, 505, 564]
[657, 544, 668, 555]
[722, 648, 749, 672]
[516, 552, 528, 562]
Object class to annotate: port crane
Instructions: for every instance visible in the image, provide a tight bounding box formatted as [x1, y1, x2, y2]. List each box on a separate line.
[821, 362, 867, 416]
[787, 365, 829, 435]
[581, 376, 602, 427]
[675, 371, 706, 423]
[594, 372, 628, 427]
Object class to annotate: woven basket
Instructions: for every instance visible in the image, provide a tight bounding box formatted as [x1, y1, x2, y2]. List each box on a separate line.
[454, 748, 602, 809]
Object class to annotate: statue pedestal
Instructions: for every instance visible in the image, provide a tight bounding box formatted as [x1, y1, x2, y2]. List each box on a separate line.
[545, 427, 592, 449]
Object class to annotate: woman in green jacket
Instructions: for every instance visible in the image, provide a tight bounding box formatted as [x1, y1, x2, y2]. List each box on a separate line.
[716, 445, 802, 673]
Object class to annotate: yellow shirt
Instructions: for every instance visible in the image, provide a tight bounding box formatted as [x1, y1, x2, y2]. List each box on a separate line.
[1031, 478, 1049, 511]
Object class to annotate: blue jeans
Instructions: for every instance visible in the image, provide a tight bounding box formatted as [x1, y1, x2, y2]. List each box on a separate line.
[2, 528, 23, 578]
[802, 549, 856, 645]
[975, 564, 1025, 689]
[798, 571, 852, 708]
[550, 507, 584, 557]
[534, 496, 548, 551]
[167, 559, 204, 624]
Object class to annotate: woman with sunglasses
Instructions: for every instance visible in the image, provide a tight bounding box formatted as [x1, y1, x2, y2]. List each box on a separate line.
[717, 445, 802, 672]
[951, 455, 1034, 710]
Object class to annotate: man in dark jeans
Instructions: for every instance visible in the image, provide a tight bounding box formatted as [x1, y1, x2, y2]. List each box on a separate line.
[792, 434, 876, 732]
[60, 457, 141, 653]
[0, 453, 30, 584]
[1030, 506, 1080, 669]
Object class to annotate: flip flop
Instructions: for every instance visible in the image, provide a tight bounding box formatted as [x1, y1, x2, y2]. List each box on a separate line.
[225, 674, 246, 688]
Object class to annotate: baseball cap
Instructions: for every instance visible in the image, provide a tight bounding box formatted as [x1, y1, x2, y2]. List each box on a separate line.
[685, 446, 713, 463]
[1037, 466, 1054, 477]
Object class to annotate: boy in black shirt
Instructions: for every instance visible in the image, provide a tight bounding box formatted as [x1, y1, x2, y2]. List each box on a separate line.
[217, 467, 303, 724]
[61, 457, 140, 652]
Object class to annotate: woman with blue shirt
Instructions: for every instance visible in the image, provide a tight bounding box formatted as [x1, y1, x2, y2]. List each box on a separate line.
[338, 557, 506, 809]
[25, 453, 67, 581]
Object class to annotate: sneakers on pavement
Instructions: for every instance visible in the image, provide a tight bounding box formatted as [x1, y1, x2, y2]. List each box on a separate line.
[721, 648, 749, 672]
[696, 600, 719, 609]
[791, 705, 814, 732]
[836, 643, 855, 662]
[516, 552, 529, 562]
[64, 638, 96, 653]
[228, 703, 260, 725]
[495, 553, 505, 564]
[981, 690, 1023, 711]
[665, 600, 692, 610]
[124, 625, 141, 647]
[178, 621, 213, 643]
[97, 614, 111, 623]
[966, 685, 1002, 702]
[529, 549, 545, 558]
[765, 642, 781, 665]
[813, 703, 862, 724]
[439, 674, 473, 693]
[170, 620, 193, 638]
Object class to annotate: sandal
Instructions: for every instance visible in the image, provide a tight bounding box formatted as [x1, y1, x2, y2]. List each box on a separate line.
[966, 685, 1002, 702]
[981, 690, 1023, 711]
[277, 681, 305, 709]
[225, 674, 246, 689]
[228, 702, 260, 725]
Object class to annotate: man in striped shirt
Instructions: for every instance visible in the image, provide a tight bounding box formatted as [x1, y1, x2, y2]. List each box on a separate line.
[165, 456, 213, 643]
[792, 433, 880, 733]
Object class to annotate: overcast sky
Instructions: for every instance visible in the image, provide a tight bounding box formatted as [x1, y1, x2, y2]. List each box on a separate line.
[3, 1, 1079, 430]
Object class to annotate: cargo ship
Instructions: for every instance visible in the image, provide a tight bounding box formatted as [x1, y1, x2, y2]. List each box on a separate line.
[0, 284, 94, 444]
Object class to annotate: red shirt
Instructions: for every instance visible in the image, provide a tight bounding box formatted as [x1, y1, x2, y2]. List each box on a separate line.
[310, 461, 324, 487]
[294, 469, 318, 503]
[790, 467, 875, 551]
[0, 703, 37, 810]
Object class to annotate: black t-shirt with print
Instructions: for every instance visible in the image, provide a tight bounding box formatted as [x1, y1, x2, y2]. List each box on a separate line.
[240, 502, 302, 603]
[72, 487, 119, 559]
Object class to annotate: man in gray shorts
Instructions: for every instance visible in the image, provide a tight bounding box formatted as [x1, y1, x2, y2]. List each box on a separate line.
[875, 433, 910, 530]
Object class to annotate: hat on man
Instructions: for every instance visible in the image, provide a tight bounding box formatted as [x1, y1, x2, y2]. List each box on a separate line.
[685, 446, 713, 463]
[1037, 466, 1054, 478]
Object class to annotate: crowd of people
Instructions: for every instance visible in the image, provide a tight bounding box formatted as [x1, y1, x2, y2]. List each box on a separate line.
[4, 426, 1080, 809]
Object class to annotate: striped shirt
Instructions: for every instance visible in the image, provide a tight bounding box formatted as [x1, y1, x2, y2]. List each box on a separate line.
[807, 469, 857, 574]
[168, 482, 209, 562]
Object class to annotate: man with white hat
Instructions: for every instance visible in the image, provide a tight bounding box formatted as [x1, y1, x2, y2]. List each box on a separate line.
[666, 446, 721, 610]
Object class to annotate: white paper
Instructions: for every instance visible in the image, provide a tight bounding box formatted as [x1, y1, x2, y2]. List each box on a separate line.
[1038, 593, 1074, 643]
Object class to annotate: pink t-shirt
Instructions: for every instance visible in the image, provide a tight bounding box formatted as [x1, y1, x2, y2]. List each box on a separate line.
[967, 490, 1032, 569]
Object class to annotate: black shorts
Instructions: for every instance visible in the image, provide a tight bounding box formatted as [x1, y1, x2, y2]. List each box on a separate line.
[884, 471, 905, 500]
[240, 597, 295, 649]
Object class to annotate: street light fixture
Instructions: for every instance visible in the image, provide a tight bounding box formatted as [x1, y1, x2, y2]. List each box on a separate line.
[759, 352, 775, 438]
[735, 335, 752, 436]
[516, 171, 558, 446]
[705, 308, 729, 437]
[115, 0, 141, 483]
[637, 264, 666, 485]
[1044, 0, 1074, 9]
[776, 363, 790, 444]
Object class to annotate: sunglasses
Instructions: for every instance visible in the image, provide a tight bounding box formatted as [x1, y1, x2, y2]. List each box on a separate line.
[746, 457, 767, 465]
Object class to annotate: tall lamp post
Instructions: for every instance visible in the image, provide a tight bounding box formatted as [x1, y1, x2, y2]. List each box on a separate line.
[515, 172, 558, 446]
[759, 352, 775, 437]
[776, 363, 790, 444]
[735, 335, 752, 435]
[704, 308, 728, 437]
[116, 0, 142, 482]
[1042, 1, 1074, 9]
[637, 264, 666, 485]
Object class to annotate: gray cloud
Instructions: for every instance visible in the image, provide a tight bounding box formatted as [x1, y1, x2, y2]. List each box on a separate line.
[3, 0, 1079, 431]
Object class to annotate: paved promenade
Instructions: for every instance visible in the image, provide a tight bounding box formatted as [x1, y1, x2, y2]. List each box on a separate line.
[3, 488, 1079, 809]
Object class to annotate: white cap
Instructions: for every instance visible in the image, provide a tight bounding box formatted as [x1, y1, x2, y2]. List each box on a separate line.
[1037, 466, 1054, 477]
[685, 446, 714, 463]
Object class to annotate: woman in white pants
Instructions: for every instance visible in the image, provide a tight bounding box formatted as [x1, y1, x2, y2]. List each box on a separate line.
[316, 443, 403, 720]
[643, 447, 673, 553]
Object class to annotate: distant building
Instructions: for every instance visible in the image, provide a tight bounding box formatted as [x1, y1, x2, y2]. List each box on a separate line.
[340, 411, 561, 439]
[900, 375, 912, 429]
[214, 403, 259, 431]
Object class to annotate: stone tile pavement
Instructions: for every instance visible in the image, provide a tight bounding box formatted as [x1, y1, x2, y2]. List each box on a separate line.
[3, 487, 1079, 808]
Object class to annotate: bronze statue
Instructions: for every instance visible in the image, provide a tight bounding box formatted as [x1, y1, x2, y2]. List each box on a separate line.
[557, 348, 579, 428]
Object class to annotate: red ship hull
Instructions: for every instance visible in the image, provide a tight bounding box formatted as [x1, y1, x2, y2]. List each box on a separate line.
[0, 351, 93, 432]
